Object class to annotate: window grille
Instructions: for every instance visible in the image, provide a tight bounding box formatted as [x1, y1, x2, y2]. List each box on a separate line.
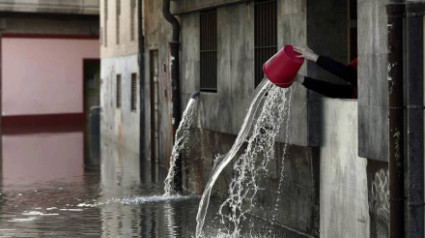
[117, 74, 121, 108]
[200, 9, 217, 92]
[131, 73, 137, 111]
[254, 0, 277, 87]
[116, 0, 120, 45]
[348, 0, 357, 61]
[104, 0, 108, 47]
[131, 0, 136, 41]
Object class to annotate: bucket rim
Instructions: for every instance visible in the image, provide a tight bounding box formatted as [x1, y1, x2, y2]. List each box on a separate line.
[284, 45, 304, 64]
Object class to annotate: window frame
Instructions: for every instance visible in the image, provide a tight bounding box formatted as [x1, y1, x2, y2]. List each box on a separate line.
[254, 0, 277, 87]
[116, 74, 121, 109]
[131, 73, 137, 112]
[116, 0, 121, 45]
[200, 9, 218, 92]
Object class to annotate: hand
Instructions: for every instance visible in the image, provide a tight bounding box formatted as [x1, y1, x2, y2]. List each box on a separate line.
[293, 46, 319, 62]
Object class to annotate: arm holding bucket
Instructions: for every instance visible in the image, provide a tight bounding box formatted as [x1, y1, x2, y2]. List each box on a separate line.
[315, 56, 357, 86]
[294, 46, 357, 86]
[293, 46, 357, 98]
[294, 72, 354, 98]
[298, 75, 355, 98]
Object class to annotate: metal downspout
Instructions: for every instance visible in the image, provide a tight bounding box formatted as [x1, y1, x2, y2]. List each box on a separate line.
[387, 2, 405, 238]
[139, 0, 146, 170]
[163, 0, 182, 192]
[406, 2, 425, 237]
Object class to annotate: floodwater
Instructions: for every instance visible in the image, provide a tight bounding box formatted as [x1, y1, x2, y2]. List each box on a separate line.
[0, 124, 291, 238]
[0, 123, 203, 238]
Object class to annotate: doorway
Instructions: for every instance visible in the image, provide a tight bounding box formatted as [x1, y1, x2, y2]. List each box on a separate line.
[150, 50, 160, 167]
[83, 59, 101, 165]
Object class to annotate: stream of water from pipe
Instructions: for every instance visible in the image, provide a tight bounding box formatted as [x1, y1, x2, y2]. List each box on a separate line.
[164, 98, 199, 195]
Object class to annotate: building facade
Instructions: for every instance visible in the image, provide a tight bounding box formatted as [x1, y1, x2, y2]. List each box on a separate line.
[100, 0, 410, 237]
[100, 0, 140, 155]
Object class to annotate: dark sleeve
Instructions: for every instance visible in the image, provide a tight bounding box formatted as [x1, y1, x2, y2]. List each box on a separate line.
[316, 56, 357, 86]
[303, 77, 355, 99]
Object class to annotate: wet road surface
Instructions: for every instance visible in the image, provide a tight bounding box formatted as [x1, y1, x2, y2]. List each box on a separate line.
[0, 126, 291, 238]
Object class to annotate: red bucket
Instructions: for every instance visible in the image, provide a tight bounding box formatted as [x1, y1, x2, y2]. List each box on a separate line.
[263, 45, 304, 88]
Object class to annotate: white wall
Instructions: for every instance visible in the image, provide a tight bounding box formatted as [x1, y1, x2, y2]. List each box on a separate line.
[100, 55, 140, 153]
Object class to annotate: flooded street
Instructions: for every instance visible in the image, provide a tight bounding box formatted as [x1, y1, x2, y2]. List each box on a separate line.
[0, 125, 290, 238]
[0, 125, 203, 238]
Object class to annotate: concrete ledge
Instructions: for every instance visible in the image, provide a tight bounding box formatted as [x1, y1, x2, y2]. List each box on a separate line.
[0, 0, 99, 15]
[171, 0, 250, 14]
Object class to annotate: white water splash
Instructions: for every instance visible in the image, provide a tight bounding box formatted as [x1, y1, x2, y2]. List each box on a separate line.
[164, 98, 199, 195]
[217, 85, 291, 237]
[9, 217, 37, 222]
[196, 80, 292, 238]
[103, 195, 196, 205]
[74, 195, 196, 208]
[22, 211, 59, 216]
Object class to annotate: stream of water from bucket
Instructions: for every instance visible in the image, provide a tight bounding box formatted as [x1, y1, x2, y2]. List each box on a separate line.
[164, 98, 199, 195]
[269, 97, 292, 227]
[195, 80, 292, 238]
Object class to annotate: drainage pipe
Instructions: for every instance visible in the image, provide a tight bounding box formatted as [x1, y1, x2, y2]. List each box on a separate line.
[406, 2, 425, 237]
[386, 3, 405, 238]
[138, 0, 146, 165]
[162, 0, 182, 137]
[163, 0, 182, 192]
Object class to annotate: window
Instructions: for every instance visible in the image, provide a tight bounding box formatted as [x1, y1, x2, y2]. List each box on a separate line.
[254, 0, 277, 87]
[200, 9, 217, 92]
[131, 73, 137, 111]
[116, 74, 121, 108]
[131, 0, 136, 41]
[348, 0, 357, 61]
[104, 0, 108, 47]
[116, 0, 121, 45]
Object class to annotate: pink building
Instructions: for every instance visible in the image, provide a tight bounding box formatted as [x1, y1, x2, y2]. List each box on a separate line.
[1, 34, 100, 128]
[0, 4, 100, 181]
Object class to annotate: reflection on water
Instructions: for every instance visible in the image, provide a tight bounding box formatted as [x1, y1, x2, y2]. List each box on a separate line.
[0, 125, 290, 238]
[2, 132, 84, 187]
[0, 124, 206, 238]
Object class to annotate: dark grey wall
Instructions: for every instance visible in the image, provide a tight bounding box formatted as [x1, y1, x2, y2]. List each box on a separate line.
[358, 0, 389, 161]
[366, 160, 389, 238]
[306, 0, 350, 146]
[144, 0, 174, 167]
[180, 1, 314, 147]
[276, 0, 309, 146]
[181, 128, 320, 237]
[307, 0, 349, 82]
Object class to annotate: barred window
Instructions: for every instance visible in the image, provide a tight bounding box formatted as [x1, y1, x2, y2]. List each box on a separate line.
[116, 74, 121, 108]
[254, 0, 277, 87]
[116, 0, 120, 45]
[131, 0, 136, 41]
[104, 0, 108, 47]
[200, 9, 217, 92]
[131, 73, 137, 111]
[348, 0, 357, 61]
